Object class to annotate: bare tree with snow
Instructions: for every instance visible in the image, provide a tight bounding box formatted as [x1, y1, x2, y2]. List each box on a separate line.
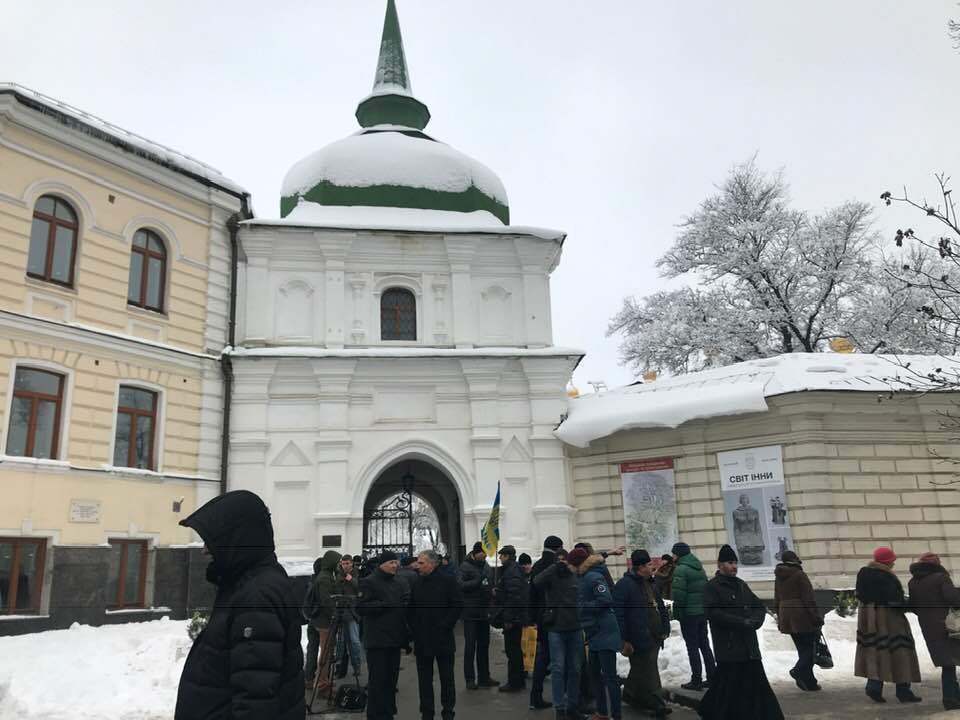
[609, 158, 943, 376]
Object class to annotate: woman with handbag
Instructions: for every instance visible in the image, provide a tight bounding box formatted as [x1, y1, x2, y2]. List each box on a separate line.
[773, 550, 823, 691]
[908, 552, 960, 710]
[855, 547, 922, 704]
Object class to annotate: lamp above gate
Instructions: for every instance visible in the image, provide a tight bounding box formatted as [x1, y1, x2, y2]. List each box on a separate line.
[401, 468, 415, 493]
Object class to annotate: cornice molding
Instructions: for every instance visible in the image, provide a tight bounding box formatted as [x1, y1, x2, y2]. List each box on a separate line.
[0, 310, 213, 369]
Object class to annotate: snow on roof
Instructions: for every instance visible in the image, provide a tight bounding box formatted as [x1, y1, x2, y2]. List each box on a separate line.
[227, 345, 584, 359]
[243, 203, 566, 242]
[280, 130, 508, 205]
[0, 83, 245, 196]
[282, 202, 503, 228]
[556, 353, 960, 448]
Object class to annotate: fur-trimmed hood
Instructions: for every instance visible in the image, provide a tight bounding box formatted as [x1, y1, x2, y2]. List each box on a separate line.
[579, 553, 606, 574]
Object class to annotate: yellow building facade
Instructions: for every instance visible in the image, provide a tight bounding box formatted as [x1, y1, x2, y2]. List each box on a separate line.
[0, 85, 246, 631]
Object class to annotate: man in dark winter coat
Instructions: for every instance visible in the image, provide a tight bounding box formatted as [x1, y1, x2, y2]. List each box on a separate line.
[700, 545, 783, 720]
[613, 550, 670, 718]
[909, 551, 960, 710]
[670, 541, 715, 691]
[174, 490, 304, 720]
[302, 549, 342, 685]
[773, 550, 823, 691]
[533, 548, 584, 717]
[408, 549, 464, 720]
[358, 551, 411, 720]
[528, 535, 564, 710]
[494, 545, 529, 692]
[459, 542, 498, 689]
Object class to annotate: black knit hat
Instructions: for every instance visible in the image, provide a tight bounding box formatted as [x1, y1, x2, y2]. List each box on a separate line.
[518, 553, 532, 566]
[378, 550, 399, 565]
[671, 542, 691, 557]
[499, 545, 517, 557]
[471, 541, 484, 555]
[631, 549, 651, 566]
[543, 535, 564, 551]
[718, 545, 738, 563]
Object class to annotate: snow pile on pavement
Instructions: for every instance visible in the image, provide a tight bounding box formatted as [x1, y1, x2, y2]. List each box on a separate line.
[0, 618, 192, 720]
[617, 610, 936, 687]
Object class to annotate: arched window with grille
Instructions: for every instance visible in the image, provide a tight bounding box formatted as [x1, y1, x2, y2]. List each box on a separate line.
[127, 229, 167, 312]
[380, 287, 417, 341]
[27, 195, 78, 286]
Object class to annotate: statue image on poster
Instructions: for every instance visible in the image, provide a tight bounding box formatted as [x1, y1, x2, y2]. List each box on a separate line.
[717, 445, 794, 580]
[732, 492, 765, 565]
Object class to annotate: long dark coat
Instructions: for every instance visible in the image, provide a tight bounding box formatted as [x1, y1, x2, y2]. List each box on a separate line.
[175, 491, 305, 720]
[773, 562, 822, 635]
[854, 562, 921, 683]
[908, 562, 960, 667]
[408, 567, 464, 657]
[494, 559, 530, 628]
[703, 572, 766, 663]
[613, 570, 670, 653]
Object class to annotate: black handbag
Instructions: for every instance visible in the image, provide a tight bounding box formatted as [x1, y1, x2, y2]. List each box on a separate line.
[489, 605, 504, 630]
[814, 632, 833, 669]
[334, 681, 367, 712]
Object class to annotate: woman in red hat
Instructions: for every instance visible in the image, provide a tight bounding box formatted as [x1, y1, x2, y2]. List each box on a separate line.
[854, 547, 922, 704]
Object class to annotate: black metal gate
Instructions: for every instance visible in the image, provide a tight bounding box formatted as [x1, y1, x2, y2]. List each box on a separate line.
[363, 488, 413, 559]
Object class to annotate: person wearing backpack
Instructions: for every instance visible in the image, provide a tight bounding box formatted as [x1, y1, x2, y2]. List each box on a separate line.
[302, 550, 342, 688]
[670, 541, 715, 691]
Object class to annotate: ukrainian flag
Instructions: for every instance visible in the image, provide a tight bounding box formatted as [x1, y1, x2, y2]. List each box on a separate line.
[480, 483, 501, 558]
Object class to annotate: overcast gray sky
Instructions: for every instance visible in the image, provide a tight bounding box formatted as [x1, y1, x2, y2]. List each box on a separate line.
[4, 1, 959, 389]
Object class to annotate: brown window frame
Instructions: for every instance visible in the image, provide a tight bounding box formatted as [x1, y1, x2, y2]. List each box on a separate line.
[115, 386, 158, 470]
[127, 229, 167, 312]
[380, 287, 417, 341]
[28, 195, 79, 287]
[0, 537, 47, 615]
[106, 539, 148, 610]
[8, 367, 65, 459]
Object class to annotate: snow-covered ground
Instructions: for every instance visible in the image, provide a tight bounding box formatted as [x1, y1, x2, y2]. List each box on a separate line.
[0, 611, 938, 720]
[617, 610, 936, 687]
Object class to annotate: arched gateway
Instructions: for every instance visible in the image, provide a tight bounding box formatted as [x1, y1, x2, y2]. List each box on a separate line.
[362, 459, 462, 560]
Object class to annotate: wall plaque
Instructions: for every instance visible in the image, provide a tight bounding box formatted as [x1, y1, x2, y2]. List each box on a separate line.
[69, 499, 102, 524]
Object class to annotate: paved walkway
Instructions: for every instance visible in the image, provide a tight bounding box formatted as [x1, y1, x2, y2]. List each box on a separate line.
[306, 631, 952, 719]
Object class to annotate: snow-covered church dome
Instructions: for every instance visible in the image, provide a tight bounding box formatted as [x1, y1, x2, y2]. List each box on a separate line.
[280, 0, 510, 226]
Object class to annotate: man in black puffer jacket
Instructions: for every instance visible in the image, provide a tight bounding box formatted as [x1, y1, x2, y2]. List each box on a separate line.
[175, 490, 304, 720]
[358, 550, 411, 720]
[494, 545, 529, 692]
[459, 542, 497, 689]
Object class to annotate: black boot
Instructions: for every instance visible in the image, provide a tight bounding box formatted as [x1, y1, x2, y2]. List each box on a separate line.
[529, 693, 553, 710]
[896, 689, 922, 703]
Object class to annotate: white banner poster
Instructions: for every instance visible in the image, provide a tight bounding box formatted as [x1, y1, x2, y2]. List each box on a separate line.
[717, 445, 793, 581]
[620, 458, 678, 558]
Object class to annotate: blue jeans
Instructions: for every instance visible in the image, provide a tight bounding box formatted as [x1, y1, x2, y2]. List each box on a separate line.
[590, 649, 622, 719]
[548, 630, 583, 710]
[335, 616, 364, 674]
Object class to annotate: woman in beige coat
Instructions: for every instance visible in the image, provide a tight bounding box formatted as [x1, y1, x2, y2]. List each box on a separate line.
[854, 546, 921, 704]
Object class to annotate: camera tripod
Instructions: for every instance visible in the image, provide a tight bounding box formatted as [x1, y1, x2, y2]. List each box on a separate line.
[307, 604, 364, 715]
[307, 609, 344, 715]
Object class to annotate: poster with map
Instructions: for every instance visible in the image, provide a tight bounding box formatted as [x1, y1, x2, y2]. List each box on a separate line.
[620, 458, 678, 557]
[717, 445, 793, 581]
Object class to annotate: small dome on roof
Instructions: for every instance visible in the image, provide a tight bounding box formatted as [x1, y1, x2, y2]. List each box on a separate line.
[280, 0, 509, 224]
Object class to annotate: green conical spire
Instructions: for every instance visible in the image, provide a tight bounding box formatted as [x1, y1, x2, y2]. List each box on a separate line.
[372, 0, 411, 92]
[356, 0, 430, 130]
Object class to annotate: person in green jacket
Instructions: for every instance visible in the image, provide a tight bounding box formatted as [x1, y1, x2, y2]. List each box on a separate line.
[671, 542, 716, 691]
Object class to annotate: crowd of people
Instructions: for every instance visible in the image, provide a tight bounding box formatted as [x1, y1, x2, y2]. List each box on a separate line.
[171, 491, 960, 720]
